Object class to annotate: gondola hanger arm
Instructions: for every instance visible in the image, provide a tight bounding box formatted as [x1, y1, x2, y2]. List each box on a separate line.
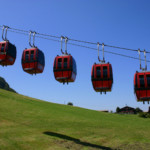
[29, 31, 37, 48]
[2, 25, 9, 41]
[97, 42, 101, 62]
[61, 36, 65, 54]
[65, 36, 68, 55]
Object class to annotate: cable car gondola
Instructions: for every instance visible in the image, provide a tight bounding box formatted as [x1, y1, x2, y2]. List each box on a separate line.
[134, 49, 150, 104]
[91, 43, 113, 94]
[22, 31, 45, 75]
[0, 26, 16, 66]
[53, 37, 77, 84]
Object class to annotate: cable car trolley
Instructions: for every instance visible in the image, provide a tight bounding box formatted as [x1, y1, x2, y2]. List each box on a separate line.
[0, 26, 16, 66]
[21, 31, 45, 75]
[53, 36, 77, 84]
[134, 49, 150, 104]
[91, 43, 113, 94]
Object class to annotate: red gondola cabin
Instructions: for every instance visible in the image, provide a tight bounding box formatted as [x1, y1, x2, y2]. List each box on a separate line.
[91, 63, 113, 93]
[134, 71, 150, 103]
[53, 55, 77, 84]
[22, 48, 45, 74]
[0, 41, 16, 66]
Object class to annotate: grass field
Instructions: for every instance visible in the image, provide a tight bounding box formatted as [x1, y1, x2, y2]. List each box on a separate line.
[0, 89, 150, 150]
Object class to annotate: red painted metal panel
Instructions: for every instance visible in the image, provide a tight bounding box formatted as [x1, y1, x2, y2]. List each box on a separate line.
[53, 55, 76, 83]
[91, 63, 113, 93]
[0, 41, 16, 66]
[22, 48, 44, 75]
[134, 71, 150, 102]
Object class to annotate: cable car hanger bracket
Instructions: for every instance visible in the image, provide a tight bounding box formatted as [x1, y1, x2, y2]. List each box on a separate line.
[138, 49, 147, 71]
[2, 25, 9, 41]
[29, 31, 37, 48]
[97, 42, 105, 63]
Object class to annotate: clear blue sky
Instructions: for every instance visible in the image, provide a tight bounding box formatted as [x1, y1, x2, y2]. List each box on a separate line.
[1, 0, 150, 111]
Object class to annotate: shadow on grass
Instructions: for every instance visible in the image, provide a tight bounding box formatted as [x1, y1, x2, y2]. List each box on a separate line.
[43, 131, 113, 150]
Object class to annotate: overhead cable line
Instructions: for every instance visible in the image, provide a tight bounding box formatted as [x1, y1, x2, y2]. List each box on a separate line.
[68, 42, 150, 62]
[0, 25, 148, 53]
[6, 29, 61, 43]
[104, 44, 138, 52]
[0, 25, 149, 62]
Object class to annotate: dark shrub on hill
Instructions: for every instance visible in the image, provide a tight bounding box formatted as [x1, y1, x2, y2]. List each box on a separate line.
[146, 113, 150, 118]
[116, 107, 120, 113]
[135, 107, 143, 114]
[139, 112, 150, 118]
[139, 112, 147, 118]
[0, 77, 16, 93]
[67, 102, 73, 106]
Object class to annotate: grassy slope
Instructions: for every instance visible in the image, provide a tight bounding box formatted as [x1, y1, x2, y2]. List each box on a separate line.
[0, 89, 150, 150]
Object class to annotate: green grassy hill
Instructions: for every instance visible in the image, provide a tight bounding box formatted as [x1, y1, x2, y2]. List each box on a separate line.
[0, 89, 150, 150]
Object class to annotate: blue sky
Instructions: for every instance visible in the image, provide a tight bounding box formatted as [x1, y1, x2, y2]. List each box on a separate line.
[0, 0, 150, 111]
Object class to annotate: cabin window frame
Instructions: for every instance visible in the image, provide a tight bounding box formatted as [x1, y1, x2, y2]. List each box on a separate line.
[139, 75, 145, 88]
[146, 74, 150, 88]
[30, 50, 34, 61]
[58, 58, 62, 69]
[96, 66, 101, 78]
[103, 66, 108, 79]
[1, 43, 5, 52]
[25, 51, 29, 61]
[64, 58, 68, 68]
